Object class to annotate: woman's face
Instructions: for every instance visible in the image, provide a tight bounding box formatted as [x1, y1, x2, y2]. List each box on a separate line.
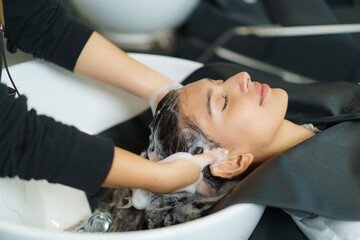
[179, 72, 288, 159]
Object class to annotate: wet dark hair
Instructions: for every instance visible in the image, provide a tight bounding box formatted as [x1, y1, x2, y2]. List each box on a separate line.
[147, 89, 217, 157]
[147, 88, 241, 189]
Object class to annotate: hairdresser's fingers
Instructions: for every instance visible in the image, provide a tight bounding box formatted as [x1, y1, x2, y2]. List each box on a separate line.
[166, 149, 229, 194]
[148, 82, 183, 114]
[193, 148, 229, 169]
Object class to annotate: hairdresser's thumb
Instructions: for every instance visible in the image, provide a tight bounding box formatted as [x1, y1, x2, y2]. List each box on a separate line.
[195, 148, 229, 169]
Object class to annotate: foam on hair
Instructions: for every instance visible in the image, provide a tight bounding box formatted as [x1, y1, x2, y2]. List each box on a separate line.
[98, 181, 237, 231]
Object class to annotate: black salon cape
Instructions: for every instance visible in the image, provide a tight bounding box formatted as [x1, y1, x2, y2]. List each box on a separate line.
[180, 63, 360, 221]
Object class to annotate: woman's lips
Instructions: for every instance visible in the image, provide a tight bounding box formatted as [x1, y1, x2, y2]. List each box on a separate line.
[260, 83, 269, 105]
[255, 82, 269, 105]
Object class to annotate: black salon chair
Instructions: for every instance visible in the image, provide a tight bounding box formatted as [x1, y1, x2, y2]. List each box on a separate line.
[176, 0, 360, 84]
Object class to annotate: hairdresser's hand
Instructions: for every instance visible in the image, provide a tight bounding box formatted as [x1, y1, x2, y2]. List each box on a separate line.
[102, 147, 228, 195]
[148, 82, 183, 115]
[148, 148, 229, 194]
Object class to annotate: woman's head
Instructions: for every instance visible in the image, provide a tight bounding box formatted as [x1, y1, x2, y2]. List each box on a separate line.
[128, 72, 288, 228]
[148, 72, 288, 180]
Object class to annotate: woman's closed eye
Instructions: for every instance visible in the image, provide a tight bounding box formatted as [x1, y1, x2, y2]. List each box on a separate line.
[222, 95, 228, 112]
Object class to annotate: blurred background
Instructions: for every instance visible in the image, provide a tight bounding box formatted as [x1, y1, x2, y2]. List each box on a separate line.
[7, 0, 360, 83]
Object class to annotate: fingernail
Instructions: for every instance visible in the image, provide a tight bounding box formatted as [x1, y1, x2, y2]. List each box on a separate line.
[215, 148, 228, 160]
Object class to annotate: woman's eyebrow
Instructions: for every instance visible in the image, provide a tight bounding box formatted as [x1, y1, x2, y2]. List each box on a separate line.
[207, 88, 213, 117]
[205, 78, 215, 117]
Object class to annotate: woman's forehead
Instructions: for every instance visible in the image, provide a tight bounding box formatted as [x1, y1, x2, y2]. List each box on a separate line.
[180, 80, 207, 105]
[179, 79, 213, 127]
[182, 78, 210, 93]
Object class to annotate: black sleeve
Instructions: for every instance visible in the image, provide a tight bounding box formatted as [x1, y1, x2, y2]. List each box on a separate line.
[3, 0, 93, 71]
[0, 83, 114, 193]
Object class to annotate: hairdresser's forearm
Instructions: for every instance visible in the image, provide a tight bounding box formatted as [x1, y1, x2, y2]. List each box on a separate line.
[74, 32, 173, 99]
[102, 147, 201, 193]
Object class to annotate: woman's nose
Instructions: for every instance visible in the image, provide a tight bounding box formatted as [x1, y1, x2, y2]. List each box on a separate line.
[227, 72, 251, 93]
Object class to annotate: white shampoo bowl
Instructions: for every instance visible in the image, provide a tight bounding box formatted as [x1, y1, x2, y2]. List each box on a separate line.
[70, 0, 200, 46]
[0, 53, 265, 240]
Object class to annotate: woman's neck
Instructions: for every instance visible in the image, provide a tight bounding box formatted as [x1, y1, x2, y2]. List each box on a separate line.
[255, 120, 316, 164]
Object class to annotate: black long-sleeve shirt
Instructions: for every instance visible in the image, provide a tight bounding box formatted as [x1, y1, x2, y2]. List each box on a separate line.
[0, 0, 114, 193]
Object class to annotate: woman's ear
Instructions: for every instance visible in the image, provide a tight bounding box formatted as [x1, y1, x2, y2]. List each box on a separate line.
[210, 153, 253, 178]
